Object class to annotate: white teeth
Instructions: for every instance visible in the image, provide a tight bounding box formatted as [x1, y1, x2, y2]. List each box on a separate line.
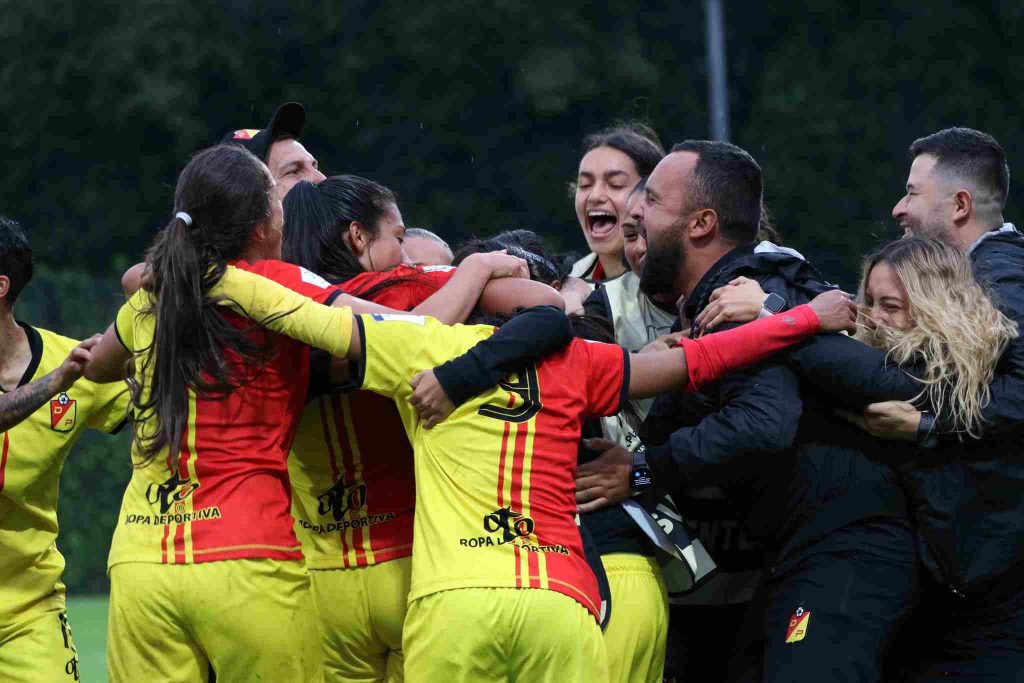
[588, 211, 614, 219]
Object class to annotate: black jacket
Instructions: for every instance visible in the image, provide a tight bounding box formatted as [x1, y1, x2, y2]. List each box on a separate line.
[788, 228, 1024, 598]
[642, 245, 912, 576]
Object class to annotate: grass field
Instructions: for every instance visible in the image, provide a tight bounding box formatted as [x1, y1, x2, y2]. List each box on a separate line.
[68, 595, 110, 683]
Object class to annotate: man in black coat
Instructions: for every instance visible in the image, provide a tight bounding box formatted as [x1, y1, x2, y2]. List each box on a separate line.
[576, 141, 918, 682]
[853, 127, 1024, 680]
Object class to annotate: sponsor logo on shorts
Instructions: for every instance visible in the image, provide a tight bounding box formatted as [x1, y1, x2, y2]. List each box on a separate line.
[458, 506, 570, 555]
[785, 606, 811, 643]
[50, 392, 76, 432]
[145, 468, 199, 514]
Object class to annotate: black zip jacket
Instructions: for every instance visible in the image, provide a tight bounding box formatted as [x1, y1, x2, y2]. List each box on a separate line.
[785, 228, 1024, 598]
[641, 245, 912, 577]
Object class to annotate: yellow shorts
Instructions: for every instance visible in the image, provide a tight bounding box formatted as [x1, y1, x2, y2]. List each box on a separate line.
[602, 553, 669, 683]
[0, 602, 80, 683]
[107, 559, 322, 683]
[310, 556, 411, 683]
[403, 587, 607, 683]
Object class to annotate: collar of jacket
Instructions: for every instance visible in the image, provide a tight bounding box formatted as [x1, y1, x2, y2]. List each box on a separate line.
[967, 222, 1020, 256]
[681, 244, 756, 323]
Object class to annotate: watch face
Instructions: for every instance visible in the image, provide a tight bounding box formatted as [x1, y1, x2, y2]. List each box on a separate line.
[632, 466, 652, 491]
[764, 293, 786, 314]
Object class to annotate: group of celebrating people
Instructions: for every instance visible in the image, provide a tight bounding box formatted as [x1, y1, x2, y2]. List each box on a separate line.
[0, 100, 1021, 683]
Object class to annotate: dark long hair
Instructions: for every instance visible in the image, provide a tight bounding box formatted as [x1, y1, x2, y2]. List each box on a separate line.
[453, 229, 568, 286]
[282, 175, 397, 283]
[580, 121, 665, 177]
[130, 144, 275, 468]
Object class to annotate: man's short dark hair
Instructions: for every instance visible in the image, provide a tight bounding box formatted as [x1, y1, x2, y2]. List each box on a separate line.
[0, 216, 34, 307]
[670, 140, 762, 242]
[910, 127, 1010, 208]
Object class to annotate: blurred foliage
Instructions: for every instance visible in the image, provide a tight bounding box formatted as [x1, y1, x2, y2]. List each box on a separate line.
[3, 0, 1024, 592]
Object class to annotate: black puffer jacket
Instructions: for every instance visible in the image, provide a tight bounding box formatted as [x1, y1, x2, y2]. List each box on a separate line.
[787, 227, 1024, 598]
[642, 245, 914, 578]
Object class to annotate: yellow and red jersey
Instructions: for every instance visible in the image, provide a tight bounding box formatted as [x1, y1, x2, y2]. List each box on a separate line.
[353, 313, 628, 622]
[0, 325, 128, 617]
[289, 264, 456, 569]
[107, 259, 346, 569]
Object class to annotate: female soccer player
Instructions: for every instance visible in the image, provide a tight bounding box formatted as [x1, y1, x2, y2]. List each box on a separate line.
[281, 176, 567, 682]
[81, 144, 406, 683]
[201, 261, 857, 683]
[570, 123, 664, 283]
[0, 217, 129, 683]
[458, 225, 683, 683]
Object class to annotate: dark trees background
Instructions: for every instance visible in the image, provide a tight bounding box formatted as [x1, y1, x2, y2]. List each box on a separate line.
[2, 0, 1022, 592]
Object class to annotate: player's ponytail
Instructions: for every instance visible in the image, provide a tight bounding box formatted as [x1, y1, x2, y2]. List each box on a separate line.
[128, 144, 276, 469]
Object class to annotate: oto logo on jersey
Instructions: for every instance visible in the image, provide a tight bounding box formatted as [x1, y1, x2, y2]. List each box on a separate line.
[786, 606, 811, 643]
[317, 478, 367, 522]
[50, 392, 76, 432]
[483, 506, 536, 542]
[145, 468, 200, 514]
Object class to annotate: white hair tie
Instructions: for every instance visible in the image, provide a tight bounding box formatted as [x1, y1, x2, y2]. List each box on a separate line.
[175, 211, 193, 226]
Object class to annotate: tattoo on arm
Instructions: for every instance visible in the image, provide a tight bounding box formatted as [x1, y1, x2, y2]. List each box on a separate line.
[0, 371, 60, 432]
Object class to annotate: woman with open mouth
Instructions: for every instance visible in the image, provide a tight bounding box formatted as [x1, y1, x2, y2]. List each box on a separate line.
[570, 123, 664, 283]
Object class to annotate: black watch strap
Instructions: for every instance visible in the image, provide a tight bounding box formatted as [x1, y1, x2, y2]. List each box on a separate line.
[631, 444, 653, 492]
[917, 411, 939, 449]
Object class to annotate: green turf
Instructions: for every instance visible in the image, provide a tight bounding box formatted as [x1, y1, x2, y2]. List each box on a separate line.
[67, 595, 109, 683]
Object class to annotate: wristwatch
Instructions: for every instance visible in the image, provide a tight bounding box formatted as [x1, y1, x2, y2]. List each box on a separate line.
[760, 292, 787, 318]
[631, 444, 653, 493]
[916, 410, 939, 449]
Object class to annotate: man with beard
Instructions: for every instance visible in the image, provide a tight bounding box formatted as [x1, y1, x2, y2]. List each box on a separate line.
[577, 141, 918, 682]
[852, 127, 1024, 679]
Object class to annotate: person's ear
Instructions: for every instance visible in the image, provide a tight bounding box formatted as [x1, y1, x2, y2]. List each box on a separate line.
[0, 275, 10, 301]
[347, 221, 369, 256]
[952, 189, 973, 224]
[689, 208, 719, 239]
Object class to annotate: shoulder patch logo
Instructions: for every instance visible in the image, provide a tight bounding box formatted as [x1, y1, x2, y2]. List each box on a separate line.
[232, 129, 261, 140]
[785, 607, 811, 643]
[50, 393, 77, 432]
[370, 313, 426, 325]
[299, 267, 330, 289]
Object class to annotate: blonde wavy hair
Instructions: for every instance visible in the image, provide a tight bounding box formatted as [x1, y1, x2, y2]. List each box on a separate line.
[855, 237, 1018, 437]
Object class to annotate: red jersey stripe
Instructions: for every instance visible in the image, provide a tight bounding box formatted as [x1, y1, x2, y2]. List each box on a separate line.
[0, 436, 9, 493]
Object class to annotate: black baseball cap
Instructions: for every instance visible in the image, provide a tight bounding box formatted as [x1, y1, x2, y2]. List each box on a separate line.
[220, 102, 305, 163]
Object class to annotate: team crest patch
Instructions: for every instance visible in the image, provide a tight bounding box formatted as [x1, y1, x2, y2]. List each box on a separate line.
[232, 129, 261, 140]
[785, 607, 810, 643]
[50, 393, 77, 432]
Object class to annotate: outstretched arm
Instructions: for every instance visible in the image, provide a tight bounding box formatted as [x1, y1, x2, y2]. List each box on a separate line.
[408, 252, 563, 324]
[86, 266, 365, 383]
[629, 290, 856, 398]
[1, 336, 100, 430]
[409, 305, 573, 427]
